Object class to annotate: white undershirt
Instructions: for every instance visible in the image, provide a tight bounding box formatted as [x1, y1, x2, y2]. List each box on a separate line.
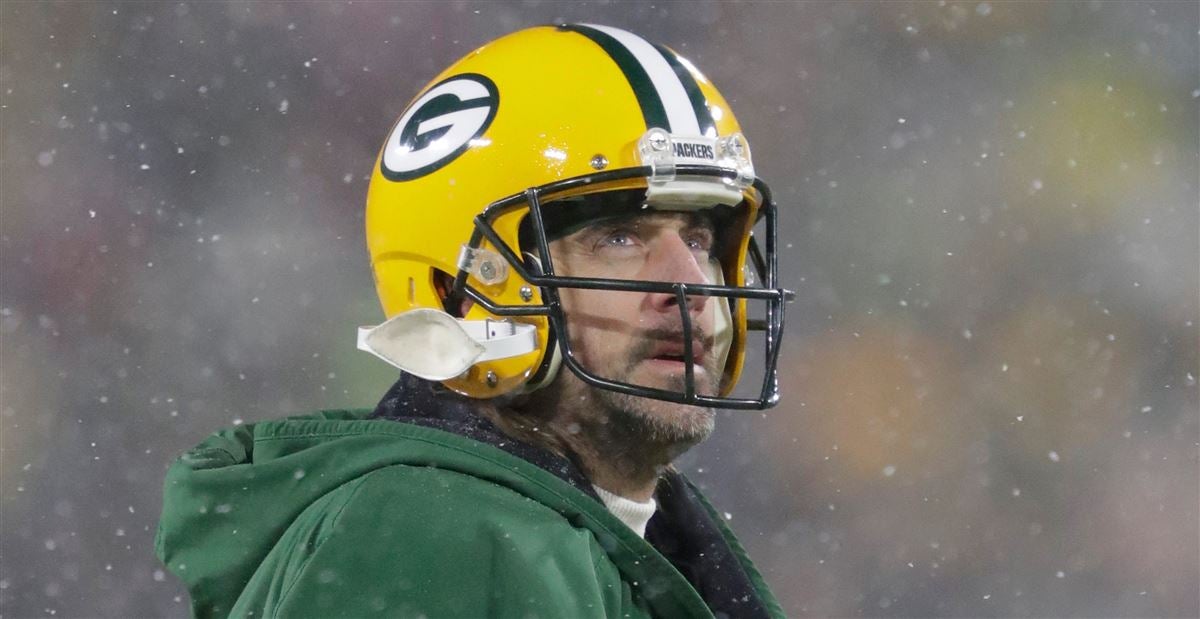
[593, 485, 658, 538]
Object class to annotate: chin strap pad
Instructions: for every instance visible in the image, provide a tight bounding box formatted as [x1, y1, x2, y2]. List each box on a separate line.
[357, 308, 537, 381]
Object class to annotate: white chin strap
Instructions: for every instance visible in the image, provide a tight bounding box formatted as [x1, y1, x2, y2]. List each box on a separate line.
[357, 308, 537, 381]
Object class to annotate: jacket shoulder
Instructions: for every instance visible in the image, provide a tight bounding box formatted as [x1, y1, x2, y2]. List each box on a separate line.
[240, 463, 636, 618]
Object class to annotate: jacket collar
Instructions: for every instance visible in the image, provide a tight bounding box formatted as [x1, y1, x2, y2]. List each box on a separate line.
[369, 373, 775, 619]
[369, 372, 599, 499]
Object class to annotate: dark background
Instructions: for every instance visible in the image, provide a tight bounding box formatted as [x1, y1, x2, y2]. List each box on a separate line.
[2, 2, 1197, 617]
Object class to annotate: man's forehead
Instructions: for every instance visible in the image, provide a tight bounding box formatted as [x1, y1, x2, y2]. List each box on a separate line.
[572, 210, 715, 234]
[534, 189, 731, 244]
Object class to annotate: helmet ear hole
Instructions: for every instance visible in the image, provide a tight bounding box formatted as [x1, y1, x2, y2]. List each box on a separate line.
[517, 215, 535, 255]
[432, 269, 469, 318]
[517, 214, 548, 277]
[523, 252, 544, 277]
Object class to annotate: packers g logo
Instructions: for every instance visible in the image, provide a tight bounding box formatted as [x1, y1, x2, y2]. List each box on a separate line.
[381, 73, 499, 181]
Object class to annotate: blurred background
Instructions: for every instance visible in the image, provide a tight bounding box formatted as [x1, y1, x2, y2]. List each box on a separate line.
[1, 1, 1196, 617]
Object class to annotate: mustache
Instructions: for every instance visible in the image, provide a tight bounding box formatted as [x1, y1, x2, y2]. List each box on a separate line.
[626, 327, 721, 396]
[628, 327, 714, 362]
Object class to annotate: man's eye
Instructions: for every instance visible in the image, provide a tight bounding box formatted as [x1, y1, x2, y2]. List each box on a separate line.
[601, 230, 637, 247]
[685, 231, 715, 254]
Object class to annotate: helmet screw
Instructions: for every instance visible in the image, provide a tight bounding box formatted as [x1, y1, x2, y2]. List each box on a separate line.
[589, 154, 608, 170]
[648, 130, 669, 151]
[519, 286, 533, 301]
[485, 370, 498, 388]
[479, 261, 495, 279]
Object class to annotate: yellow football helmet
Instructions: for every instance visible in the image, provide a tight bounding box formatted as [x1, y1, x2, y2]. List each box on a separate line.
[360, 24, 790, 409]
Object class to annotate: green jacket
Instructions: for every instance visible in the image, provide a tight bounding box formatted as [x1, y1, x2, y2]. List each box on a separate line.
[156, 388, 783, 618]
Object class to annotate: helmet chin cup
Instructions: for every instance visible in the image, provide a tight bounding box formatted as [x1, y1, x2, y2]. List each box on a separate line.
[357, 308, 537, 382]
[358, 309, 485, 381]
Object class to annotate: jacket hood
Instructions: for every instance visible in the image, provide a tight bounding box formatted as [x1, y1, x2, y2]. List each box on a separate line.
[156, 406, 660, 618]
[155, 409, 395, 617]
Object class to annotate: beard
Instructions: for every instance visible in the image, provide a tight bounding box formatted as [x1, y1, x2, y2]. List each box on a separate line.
[593, 376, 716, 448]
[584, 328, 721, 448]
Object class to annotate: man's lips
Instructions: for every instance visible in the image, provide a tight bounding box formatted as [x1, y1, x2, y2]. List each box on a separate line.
[647, 340, 708, 366]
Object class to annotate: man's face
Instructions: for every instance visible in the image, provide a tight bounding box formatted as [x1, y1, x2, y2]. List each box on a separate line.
[546, 209, 723, 445]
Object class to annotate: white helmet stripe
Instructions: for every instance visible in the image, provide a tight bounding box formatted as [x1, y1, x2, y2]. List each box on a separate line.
[582, 24, 702, 137]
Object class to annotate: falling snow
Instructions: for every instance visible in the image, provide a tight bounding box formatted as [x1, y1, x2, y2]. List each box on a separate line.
[1, 3, 1195, 619]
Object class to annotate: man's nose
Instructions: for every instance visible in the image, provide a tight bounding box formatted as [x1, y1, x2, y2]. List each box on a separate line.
[645, 233, 713, 316]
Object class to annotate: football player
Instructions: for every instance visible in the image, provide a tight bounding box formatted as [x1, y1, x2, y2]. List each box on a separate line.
[158, 24, 791, 618]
